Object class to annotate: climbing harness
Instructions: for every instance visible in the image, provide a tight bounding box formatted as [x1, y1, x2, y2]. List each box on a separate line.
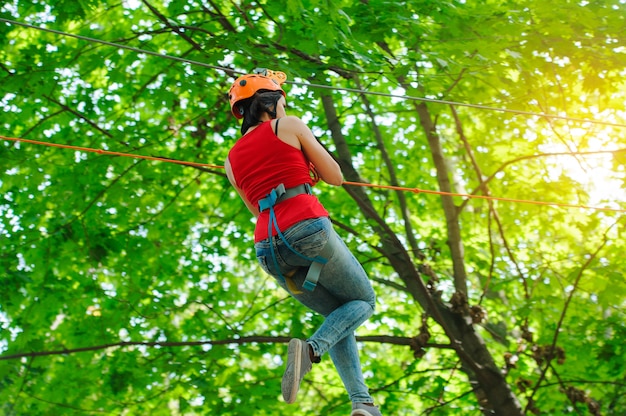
[258, 183, 335, 292]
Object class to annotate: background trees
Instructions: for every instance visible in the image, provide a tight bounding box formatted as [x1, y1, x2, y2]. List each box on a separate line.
[1, 1, 625, 414]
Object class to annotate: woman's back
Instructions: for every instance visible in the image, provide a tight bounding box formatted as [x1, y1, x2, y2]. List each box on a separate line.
[228, 120, 328, 242]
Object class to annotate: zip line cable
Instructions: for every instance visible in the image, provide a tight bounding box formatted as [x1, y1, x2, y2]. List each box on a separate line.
[1, 20, 624, 213]
[2, 17, 626, 129]
[3, 135, 625, 214]
[0, 18, 230, 73]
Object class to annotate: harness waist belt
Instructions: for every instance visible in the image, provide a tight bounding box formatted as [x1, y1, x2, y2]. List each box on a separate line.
[258, 183, 312, 212]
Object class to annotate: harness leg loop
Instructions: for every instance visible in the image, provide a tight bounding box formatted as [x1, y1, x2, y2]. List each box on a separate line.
[258, 183, 333, 292]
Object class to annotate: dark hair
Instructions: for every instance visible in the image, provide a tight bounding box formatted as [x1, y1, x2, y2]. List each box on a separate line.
[239, 90, 284, 135]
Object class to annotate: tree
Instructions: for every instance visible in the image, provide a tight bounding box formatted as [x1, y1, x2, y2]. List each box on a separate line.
[1, 1, 625, 414]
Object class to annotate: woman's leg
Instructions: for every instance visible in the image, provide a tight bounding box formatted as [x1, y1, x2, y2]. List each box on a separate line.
[328, 333, 373, 403]
[284, 226, 377, 402]
[256, 218, 376, 402]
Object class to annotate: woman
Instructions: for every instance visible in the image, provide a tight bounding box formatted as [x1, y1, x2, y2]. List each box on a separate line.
[225, 69, 383, 416]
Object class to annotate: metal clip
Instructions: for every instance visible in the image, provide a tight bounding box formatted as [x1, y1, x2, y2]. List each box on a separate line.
[253, 68, 287, 85]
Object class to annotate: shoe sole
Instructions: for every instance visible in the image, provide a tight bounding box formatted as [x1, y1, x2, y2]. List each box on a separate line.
[281, 339, 303, 403]
[351, 411, 375, 416]
[351, 405, 380, 416]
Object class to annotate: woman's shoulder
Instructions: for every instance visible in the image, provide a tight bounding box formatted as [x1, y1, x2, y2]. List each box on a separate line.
[278, 115, 305, 127]
[276, 116, 309, 136]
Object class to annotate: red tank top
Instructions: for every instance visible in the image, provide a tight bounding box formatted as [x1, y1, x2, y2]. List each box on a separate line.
[228, 120, 328, 242]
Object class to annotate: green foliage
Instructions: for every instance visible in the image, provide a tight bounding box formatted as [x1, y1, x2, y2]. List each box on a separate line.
[1, 0, 625, 414]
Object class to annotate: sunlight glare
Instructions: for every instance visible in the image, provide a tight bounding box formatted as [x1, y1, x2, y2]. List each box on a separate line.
[539, 126, 625, 207]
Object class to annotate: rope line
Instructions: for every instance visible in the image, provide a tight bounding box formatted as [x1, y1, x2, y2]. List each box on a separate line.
[1, 136, 223, 169]
[342, 181, 624, 213]
[3, 135, 624, 213]
[0, 18, 231, 73]
[2, 18, 626, 129]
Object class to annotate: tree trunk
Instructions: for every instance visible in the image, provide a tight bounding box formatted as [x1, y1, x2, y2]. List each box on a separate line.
[414, 102, 468, 296]
[320, 91, 524, 416]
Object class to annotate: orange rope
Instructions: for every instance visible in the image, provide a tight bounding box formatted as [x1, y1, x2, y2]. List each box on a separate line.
[1, 136, 224, 169]
[342, 181, 625, 213]
[3, 135, 625, 213]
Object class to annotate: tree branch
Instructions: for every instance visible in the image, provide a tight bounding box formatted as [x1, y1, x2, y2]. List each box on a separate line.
[142, 0, 206, 54]
[450, 105, 530, 302]
[0, 335, 451, 361]
[44, 94, 113, 139]
[356, 76, 423, 261]
[465, 149, 626, 205]
[525, 220, 618, 413]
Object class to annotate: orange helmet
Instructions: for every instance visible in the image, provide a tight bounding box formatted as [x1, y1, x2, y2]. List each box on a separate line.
[228, 69, 287, 119]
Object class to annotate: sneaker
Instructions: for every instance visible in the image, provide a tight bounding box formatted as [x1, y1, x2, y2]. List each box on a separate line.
[281, 339, 312, 403]
[351, 402, 383, 416]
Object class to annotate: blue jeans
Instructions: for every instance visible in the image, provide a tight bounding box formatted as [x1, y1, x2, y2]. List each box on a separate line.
[255, 217, 376, 404]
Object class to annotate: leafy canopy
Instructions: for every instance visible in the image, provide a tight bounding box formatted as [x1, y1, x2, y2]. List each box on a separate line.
[1, 0, 625, 415]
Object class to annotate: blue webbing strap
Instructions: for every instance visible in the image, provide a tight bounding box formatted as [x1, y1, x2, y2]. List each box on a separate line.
[302, 233, 335, 291]
[258, 183, 330, 292]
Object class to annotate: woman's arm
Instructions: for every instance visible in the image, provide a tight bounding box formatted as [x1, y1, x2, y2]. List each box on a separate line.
[276, 116, 343, 186]
[225, 157, 260, 217]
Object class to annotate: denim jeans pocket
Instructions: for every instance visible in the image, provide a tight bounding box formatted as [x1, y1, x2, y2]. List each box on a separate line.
[288, 227, 328, 258]
[255, 217, 332, 274]
[282, 217, 331, 260]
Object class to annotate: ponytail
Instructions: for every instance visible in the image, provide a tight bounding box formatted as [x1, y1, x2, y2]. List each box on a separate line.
[239, 90, 284, 135]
